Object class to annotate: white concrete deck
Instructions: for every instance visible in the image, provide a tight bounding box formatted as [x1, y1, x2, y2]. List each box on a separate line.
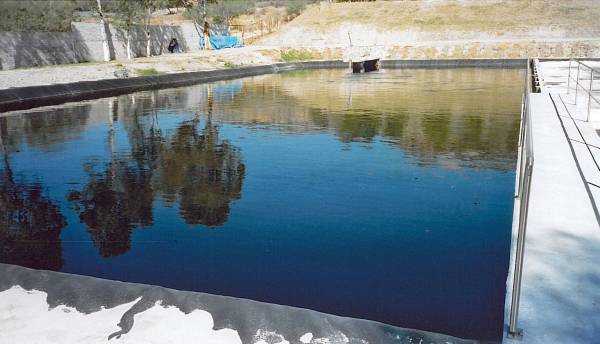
[504, 61, 600, 343]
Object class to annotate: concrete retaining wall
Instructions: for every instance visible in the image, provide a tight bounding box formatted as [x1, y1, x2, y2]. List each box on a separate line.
[381, 59, 526, 68]
[274, 42, 600, 61]
[383, 41, 600, 60]
[0, 22, 212, 70]
[0, 59, 527, 113]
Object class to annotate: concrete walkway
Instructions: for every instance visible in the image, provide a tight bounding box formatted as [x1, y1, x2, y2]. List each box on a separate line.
[504, 61, 600, 343]
[537, 60, 600, 216]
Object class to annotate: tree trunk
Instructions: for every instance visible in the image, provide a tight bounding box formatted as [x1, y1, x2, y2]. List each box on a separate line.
[187, 0, 207, 49]
[126, 31, 132, 60]
[146, 30, 151, 57]
[202, 0, 210, 50]
[145, 8, 152, 57]
[96, 0, 111, 61]
[203, 21, 210, 50]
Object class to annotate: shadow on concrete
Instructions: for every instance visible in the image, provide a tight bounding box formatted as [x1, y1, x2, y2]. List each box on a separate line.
[112, 25, 188, 58]
[0, 23, 188, 70]
[520, 228, 600, 343]
[105, 22, 116, 60]
[2, 28, 91, 69]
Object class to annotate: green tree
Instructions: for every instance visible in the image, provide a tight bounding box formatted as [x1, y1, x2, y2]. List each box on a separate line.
[113, 0, 145, 59]
[207, 0, 255, 25]
[93, 0, 112, 61]
[286, 0, 306, 16]
[182, 0, 214, 38]
[166, 0, 185, 14]
[0, 0, 79, 32]
[139, 0, 168, 56]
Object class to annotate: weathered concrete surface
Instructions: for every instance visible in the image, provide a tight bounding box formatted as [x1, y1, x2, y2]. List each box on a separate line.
[503, 62, 600, 343]
[0, 263, 473, 344]
[0, 22, 223, 70]
[381, 59, 525, 69]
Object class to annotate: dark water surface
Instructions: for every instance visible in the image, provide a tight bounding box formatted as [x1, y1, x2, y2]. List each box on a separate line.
[0, 68, 523, 340]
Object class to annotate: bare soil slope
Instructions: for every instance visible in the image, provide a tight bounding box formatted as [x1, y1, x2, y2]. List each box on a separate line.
[256, 0, 600, 58]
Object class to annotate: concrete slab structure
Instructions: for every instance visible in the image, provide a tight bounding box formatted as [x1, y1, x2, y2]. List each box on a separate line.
[504, 60, 600, 343]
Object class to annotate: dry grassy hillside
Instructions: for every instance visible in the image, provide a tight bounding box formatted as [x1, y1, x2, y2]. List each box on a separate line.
[257, 0, 600, 59]
[292, 0, 600, 35]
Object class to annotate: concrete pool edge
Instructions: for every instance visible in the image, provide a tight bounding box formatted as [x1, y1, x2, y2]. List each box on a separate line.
[0, 263, 476, 344]
[0, 59, 526, 113]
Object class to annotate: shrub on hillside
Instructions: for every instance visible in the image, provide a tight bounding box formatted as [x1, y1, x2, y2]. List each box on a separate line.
[286, 0, 306, 16]
[0, 0, 80, 32]
[208, 0, 256, 25]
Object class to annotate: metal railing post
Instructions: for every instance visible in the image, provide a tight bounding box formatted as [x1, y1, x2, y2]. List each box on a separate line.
[508, 155, 533, 339]
[508, 58, 534, 339]
[588, 70, 594, 122]
[575, 62, 581, 104]
[515, 65, 529, 198]
[517, 93, 528, 197]
[567, 60, 572, 94]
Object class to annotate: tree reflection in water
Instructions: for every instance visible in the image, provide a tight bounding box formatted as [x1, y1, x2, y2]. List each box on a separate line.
[68, 98, 156, 257]
[68, 160, 154, 257]
[153, 86, 245, 227]
[156, 114, 245, 227]
[69, 91, 246, 257]
[0, 118, 66, 270]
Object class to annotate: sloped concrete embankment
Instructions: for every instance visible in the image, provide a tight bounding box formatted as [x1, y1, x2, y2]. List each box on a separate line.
[0, 263, 474, 344]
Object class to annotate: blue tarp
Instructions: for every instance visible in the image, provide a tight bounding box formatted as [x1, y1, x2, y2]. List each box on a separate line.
[199, 35, 242, 49]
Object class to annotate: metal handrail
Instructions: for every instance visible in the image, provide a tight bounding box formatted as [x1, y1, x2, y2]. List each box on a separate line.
[508, 58, 535, 339]
[578, 60, 600, 74]
[567, 59, 599, 121]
